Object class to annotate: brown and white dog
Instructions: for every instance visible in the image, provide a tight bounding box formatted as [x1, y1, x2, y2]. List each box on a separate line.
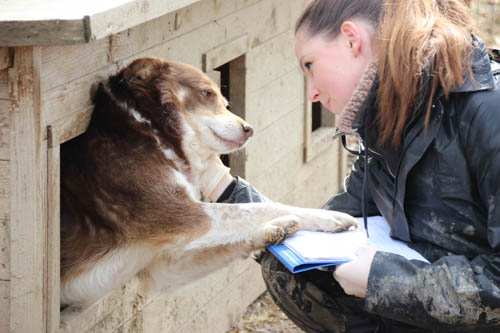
[60, 57, 357, 307]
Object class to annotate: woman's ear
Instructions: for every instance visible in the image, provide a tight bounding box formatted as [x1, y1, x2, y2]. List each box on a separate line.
[340, 21, 362, 57]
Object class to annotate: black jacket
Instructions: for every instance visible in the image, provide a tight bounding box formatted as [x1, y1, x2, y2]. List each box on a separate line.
[323, 39, 500, 331]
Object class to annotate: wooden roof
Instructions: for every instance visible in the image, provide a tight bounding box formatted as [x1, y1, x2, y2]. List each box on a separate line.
[0, 0, 199, 46]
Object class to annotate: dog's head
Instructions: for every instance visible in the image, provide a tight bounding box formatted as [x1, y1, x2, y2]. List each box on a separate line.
[107, 57, 253, 157]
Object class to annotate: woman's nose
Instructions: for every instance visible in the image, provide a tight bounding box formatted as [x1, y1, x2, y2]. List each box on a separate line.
[306, 81, 320, 102]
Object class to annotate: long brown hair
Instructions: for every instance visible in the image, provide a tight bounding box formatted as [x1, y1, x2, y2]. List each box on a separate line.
[296, 0, 476, 148]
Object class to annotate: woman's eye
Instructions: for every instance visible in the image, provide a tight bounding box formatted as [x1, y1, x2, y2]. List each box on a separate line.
[304, 62, 312, 70]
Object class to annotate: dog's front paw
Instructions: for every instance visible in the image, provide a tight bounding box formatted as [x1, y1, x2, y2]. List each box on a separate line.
[258, 215, 301, 246]
[326, 211, 358, 232]
[299, 209, 358, 233]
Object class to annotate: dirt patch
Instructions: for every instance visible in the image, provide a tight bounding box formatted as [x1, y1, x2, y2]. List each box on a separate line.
[228, 292, 304, 333]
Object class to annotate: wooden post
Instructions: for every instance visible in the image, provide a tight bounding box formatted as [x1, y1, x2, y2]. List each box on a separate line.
[46, 142, 60, 333]
[8, 46, 46, 332]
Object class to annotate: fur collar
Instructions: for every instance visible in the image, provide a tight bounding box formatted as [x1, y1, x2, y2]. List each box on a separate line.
[335, 60, 378, 136]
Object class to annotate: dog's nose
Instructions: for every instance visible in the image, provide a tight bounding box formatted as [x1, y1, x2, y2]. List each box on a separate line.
[242, 123, 254, 138]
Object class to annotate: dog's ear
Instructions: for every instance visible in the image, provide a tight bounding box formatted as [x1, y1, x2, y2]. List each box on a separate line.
[158, 75, 183, 111]
[134, 69, 150, 82]
[159, 86, 181, 113]
[120, 58, 160, 84]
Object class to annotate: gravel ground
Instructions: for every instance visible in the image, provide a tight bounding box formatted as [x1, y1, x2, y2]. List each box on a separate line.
[227, 292, 304, 333]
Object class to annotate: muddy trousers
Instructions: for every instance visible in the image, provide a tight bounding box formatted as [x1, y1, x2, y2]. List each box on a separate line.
[260, 252, 432, 333]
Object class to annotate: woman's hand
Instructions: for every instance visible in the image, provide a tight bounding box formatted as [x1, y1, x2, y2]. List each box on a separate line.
[333, 247, 377, 298]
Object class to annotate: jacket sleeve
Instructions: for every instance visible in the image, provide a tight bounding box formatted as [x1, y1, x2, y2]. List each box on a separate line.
[216, 176, 270, 203]
[365, 87, 500, 331]
[322, 152, 379, 217]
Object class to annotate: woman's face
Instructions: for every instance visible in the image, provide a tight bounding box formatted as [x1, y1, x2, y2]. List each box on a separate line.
[295, 22, 374, 115]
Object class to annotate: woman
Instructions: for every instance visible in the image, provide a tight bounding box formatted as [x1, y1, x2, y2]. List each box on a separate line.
[200, 0, 500, 331]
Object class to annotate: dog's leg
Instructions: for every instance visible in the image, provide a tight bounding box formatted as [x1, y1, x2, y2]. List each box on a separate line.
[141, 206, 355, 292]
[184, 202, 357, 251]
[141, 242, 260, 293]
[60, 242, 156, 307]
[139, 203, 356, 294]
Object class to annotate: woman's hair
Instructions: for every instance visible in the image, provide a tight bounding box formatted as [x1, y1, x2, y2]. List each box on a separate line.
[296, 0, 476, 148]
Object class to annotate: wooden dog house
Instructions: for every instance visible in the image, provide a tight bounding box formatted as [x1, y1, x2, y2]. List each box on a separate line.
[0, 0, 349, 332]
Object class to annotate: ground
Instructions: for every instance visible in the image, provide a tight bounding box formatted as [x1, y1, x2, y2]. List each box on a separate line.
[227, 291, 304, 333]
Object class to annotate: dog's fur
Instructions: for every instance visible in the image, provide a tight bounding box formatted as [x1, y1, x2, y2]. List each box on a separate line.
[60, 58, 357, 307]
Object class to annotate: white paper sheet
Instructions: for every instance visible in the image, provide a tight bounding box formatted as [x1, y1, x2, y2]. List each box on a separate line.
[283, 216, 429, 263]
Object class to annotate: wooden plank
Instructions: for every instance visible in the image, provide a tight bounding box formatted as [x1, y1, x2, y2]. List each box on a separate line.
[251, 142, 339, 205]
[0, 19, 88, 47]
[0, 69, 8, 100]
[40, 23, 231, 124]
[0, 99, 8, 160]
[279, 145, 341, 208]
[0, 280, 9, 333]
[8, 46, 45, 332]
[42, 0, 300, 126]
[202, 34, 249, 72]
[0, 0, 200, 47]
[216, 0, 306, 55]
[305, 126, 336, 163]
[205, 70, 221, 87]
[245, 105, 304, 179]
[39, 0, 224, 93]
[175, 262, 265, 333]
[61, 259, 258, 332]
[48, 106, 93, 147]
[245, 67, 303, 130]
[41, 0, 241, 93]
[246, 30, 297, 93]
[89, 0, 200, 41]
[46, 146, 60, 333]
[40, 0, 279, 93]
[0, 48, 10, 70]
[109, 0, 260, 63]
[60, 284, 135, 333]
[41, 38, 112, 93]
[0, 161, 9, 279]
[41, 65, 116, 128]
[38, 0, 255, 92]
[118, 261, 265, 333]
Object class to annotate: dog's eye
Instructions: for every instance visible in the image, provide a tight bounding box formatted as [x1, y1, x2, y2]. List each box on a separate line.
[201, 90, 213, 97]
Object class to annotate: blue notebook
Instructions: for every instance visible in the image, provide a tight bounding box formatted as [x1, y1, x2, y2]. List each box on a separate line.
[267, 216, 429, 274]
[267, 243, 352, 273]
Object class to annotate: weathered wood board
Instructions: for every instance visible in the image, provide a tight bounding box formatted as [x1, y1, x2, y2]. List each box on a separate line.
[0, 0, 200, 46]
[8, 46, 46, 333]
